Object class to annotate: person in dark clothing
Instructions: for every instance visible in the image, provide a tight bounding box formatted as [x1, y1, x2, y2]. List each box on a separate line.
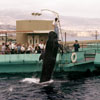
[35, 44, 41, 53]
[5, 45, 10, 54]
[73, 40, 80, 52]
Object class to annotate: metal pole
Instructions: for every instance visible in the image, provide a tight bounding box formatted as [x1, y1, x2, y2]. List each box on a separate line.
[95, 30, 98, 40]
[5, 32, 7, 43]
[65, 32, 67, 45]
[82, 43, 83, 51]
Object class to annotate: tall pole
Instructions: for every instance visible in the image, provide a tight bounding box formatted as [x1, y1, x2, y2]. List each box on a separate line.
[5, 32, 7, 43]
[65, 32, 67, 45]
[95, 30, 98, 40]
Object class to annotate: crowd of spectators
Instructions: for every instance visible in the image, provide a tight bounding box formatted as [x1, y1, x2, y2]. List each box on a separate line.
[1, 40, 46, 54]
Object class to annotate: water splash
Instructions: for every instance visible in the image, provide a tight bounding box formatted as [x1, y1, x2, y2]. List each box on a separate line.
[8, 86, 13, 92]
[21, 77, 54, 85]
[22, 77, 40, 84]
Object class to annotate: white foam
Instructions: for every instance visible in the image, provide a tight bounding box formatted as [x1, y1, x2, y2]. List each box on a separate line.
[40, 80, 54, 85]
[22, 78, 40, 84]
[21, 77, 54, 85]
[9, 87, 13, 92]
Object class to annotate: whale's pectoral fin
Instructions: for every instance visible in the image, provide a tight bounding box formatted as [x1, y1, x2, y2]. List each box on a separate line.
[58, 44, 63, 55]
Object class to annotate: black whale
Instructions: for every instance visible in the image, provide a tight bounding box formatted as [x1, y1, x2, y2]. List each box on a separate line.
[40, 31, 62, 83]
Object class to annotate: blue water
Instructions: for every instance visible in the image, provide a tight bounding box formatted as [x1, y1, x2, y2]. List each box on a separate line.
[0, 73, 100, 100]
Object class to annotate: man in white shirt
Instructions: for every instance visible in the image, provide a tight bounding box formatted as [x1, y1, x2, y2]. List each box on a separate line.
[21, 44, 25, 54]
[52, 17, 59, 39]
[39, 40, 44, 53]
[11, 43, 15, 54]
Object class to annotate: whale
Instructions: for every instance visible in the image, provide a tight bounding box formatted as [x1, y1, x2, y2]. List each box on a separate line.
[40, 31, 63, 83]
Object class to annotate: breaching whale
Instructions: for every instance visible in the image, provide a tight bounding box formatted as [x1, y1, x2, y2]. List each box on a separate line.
[40, 31, 63, 83]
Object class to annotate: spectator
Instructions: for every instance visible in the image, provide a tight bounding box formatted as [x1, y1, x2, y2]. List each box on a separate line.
[5, 45, 10, 54]
[35, 44, 41, 53]
[31, 44, 35, 53]
[26, 45, 32, 54]
[1, 43, 6, 54]
[11, 43, 15, 54]
[21, 44, 25, 54]
[8, 42, 12, 52]
[39, 40, 45, 53]
[73, 40, 80, 52]
[17, 44, 21, 54]
[14, 43, 18, 54]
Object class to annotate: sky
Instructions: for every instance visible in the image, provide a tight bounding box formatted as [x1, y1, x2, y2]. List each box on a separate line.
[0, 0, 100, 18]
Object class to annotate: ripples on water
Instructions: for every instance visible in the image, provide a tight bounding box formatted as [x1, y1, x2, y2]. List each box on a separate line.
[0, 73, 100, 100]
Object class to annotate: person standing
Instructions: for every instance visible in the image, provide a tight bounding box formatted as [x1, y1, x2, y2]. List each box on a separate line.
[11, 43, 15, 54]
[73, 40, 80, 52]
[17, 43, 21, 54]
[1, 43, 6, 54]
[39, 40, 45, 53]
[35, 44, 41, 53]
[53, 17, 59, 39]
[21, 44, 25, 54]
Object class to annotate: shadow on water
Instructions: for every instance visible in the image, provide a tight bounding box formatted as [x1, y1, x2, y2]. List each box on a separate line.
[42, 86, 56, 100]
[53, 71, 91, 80]
[40, 85, 66, 100]
[53, 70, 100, 81]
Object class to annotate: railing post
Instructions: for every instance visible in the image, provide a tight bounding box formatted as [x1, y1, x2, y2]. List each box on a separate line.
[5, 32, 7, 43]
[65, 32, 66, 45]
[95, 49, 96, 55]
[85, 51, 86, 62]
[97, 43, 98, 50]
[82, 43, 83, 51]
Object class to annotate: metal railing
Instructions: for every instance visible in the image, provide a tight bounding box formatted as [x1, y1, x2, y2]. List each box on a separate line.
[62, 43, 100, 53]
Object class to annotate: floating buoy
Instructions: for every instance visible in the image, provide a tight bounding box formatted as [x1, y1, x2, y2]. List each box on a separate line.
[71, 52, 77, 63]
